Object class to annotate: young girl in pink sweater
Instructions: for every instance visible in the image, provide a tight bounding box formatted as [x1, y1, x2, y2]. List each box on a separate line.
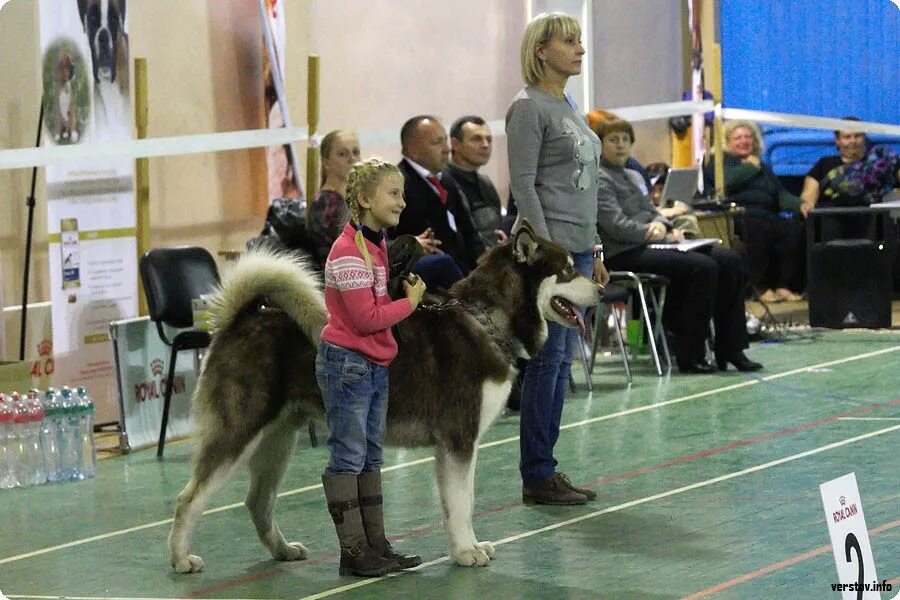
[316, 158, 426, 577]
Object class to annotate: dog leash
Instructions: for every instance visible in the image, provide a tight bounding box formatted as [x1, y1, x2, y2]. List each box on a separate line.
[417, 299, 521, 364]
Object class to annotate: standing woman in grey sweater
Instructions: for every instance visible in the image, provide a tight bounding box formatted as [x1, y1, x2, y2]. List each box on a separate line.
[506, 12, 609, 506]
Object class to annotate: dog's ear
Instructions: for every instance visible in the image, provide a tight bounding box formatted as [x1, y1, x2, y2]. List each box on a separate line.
[77, 0, 88, 29]
[513, 224, 539, 264]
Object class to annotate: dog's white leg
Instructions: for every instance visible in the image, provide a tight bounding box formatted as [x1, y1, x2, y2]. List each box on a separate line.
[464, 445, 495, 561]
[245, 418, 307, 562]
[435, 447, 491, 567]
[168, 457, 239, 574]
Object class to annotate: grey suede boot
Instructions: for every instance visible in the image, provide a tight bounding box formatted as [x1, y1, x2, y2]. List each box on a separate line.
[322, 473, 398, 577]
[358, 469, 423, 570]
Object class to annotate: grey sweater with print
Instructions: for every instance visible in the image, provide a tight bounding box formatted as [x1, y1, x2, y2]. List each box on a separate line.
[506, 87, 602, 253]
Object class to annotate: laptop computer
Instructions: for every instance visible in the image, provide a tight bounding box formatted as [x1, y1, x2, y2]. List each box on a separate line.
[659, 167, 701, 207]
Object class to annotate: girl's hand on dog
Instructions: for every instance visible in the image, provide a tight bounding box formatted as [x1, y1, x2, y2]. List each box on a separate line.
[403, 274, 427, 308]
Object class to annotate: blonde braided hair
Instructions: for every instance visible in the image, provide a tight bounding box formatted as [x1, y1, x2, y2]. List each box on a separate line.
[345, 157, 403, 268]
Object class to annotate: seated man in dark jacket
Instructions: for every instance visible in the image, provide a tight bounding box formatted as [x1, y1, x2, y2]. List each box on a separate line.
[393, 115, 485, 290]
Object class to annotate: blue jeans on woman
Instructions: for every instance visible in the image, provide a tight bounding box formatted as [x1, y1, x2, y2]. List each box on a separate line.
[316, 341, 389, 476]
[519, 249, 592, 487]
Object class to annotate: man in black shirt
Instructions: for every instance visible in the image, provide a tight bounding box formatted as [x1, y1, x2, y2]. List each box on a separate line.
[444, 116, 505, 251]
[799, 117, 867, 216]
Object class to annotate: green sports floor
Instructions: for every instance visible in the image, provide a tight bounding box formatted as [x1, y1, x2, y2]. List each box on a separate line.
[1, 330, 899, 600]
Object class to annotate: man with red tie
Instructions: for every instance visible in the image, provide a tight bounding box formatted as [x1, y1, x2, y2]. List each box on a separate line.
[394, 115, 485, 288]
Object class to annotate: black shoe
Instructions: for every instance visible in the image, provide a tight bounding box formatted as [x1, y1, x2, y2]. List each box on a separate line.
[553, 472, 597, 501]
[716, 351, 763, 372]
[523, 474, 588, 505]
[677, 359, 717, 374]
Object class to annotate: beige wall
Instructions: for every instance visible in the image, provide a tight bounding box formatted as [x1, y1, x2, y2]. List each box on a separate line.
[591, 0, 685, 167]
[308, 0, 527, 206]
[1, 0, 686, 315]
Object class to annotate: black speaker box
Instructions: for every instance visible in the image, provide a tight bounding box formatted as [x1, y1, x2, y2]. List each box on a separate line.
[808, 239, 892, 328]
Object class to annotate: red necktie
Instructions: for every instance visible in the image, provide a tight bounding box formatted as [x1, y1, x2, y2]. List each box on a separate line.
[426, 175, 448, 205]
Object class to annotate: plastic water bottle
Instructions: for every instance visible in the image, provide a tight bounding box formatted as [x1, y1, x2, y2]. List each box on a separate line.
[11, 392, 45, 487]
[75, 386, 96, 479]
[57, 387, 81, 480]
[39, 389, 63, 483]
[0, 395, 15, 489]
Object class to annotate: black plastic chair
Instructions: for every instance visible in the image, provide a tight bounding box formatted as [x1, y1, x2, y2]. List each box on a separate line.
[139, 246, 220, 458]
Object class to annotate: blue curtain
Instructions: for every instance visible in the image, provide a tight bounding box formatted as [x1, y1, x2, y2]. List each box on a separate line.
[721, 0, 900, 124]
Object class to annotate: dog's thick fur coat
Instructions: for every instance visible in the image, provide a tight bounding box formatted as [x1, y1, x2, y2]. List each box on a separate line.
[168, 225, 601, 573]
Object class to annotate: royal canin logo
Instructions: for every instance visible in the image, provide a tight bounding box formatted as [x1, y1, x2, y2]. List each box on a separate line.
[150, 358, 164, 377]
[833, 503, 858, 523]
[133, 358, 186, 403]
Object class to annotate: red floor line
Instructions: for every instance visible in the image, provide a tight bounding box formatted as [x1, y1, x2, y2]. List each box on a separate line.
[589, 397, 900, 487]
[681, 518, 900, 599]
[184, 398, 900, 597]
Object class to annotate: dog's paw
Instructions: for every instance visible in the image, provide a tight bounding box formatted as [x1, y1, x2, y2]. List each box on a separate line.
[172, 554, 205, 573]
[273, 541, 308, 561]
[475, 541, 495, 558]
[451, 545, 492, 567]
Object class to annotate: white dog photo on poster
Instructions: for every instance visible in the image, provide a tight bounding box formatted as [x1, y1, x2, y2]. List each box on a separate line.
[76, 0, 130, 142]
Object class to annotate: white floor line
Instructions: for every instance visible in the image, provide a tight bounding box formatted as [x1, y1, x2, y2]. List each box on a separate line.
[1, 344, 898, 566]
[297, 422, 900, 600]
[838, 417, 900, 421]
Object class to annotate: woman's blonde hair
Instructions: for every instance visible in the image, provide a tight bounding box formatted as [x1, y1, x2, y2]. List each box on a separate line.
[722, 120, 765, 156]
[520, 12, 582, 87]
[344, 157, 402, 267]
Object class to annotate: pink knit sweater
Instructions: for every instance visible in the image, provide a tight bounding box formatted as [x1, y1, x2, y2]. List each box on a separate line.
[320, 224, 413, 366]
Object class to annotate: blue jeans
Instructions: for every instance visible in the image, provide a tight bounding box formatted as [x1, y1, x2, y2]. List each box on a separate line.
[316, 341, 389, 476]
[520, 249, 592, 486]
[412, 253, 465, 291]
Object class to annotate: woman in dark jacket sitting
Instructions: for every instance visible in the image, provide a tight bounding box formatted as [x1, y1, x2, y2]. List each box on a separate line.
[703, 120, 805, 303]
[594, 117, 761, 373]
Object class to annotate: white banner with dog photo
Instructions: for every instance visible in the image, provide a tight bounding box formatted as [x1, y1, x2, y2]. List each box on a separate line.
[39, 0, 136, 417]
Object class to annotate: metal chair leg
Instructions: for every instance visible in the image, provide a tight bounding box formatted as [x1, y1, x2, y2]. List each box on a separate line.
[648, 285, 672, 370]
[158, 345, 179, 459]
[634, 280, 662, 376]
[576, 329, 593, 393]
[590, 302, 603, 374]
[610, 304, 632, 383]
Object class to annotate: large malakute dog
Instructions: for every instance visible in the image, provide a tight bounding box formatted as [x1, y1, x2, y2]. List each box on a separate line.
[168, 222, 601, 573]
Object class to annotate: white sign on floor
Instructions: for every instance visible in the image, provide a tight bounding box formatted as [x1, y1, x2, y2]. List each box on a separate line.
[820, 473, 883, 599]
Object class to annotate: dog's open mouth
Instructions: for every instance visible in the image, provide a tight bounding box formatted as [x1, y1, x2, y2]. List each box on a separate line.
[551, 296, 585, 335]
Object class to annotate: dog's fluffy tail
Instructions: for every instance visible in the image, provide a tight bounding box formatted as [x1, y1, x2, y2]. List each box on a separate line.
[210, 249, 326, 345]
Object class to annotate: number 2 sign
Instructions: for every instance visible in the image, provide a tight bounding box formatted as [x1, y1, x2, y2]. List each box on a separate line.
[820, 473, 881, 600]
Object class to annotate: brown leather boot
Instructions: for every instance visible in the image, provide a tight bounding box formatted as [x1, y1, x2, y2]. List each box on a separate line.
[523, 473, 588, 505]
[553, 472, 597, 501]
[322, 473, 398, 577]
[358, 469, 422, 570]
